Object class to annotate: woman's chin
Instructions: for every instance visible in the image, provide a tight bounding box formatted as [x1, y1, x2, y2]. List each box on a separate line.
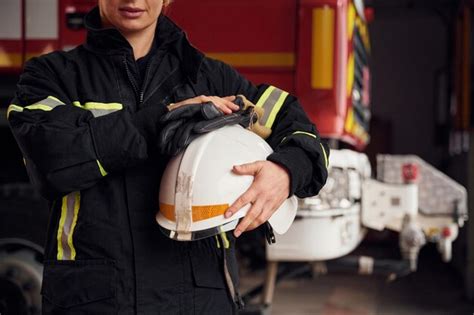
[116, 20, 153, 34]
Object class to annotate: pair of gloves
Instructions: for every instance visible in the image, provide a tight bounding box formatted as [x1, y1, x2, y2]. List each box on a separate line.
[158, 95, 271, 156]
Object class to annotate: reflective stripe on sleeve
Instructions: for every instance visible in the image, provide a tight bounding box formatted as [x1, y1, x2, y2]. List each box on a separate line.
[7, 105, 24, 118]
[7, 96, 65, 119]
[57, 191, 81, 260]
[320, 143, 329, 168]
[255, 86, 289, 129]
[280, 131, 329, 168]
[73, 101, 123, 117]
[280, 131, 317, 144]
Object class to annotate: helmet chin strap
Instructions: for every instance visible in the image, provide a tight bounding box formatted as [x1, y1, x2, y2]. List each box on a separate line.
[175, 173, 194, 241]
[160, 220, 239, 241]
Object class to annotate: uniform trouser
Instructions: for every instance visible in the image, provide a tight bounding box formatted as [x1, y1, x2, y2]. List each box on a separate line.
[40, 234, 238, 314]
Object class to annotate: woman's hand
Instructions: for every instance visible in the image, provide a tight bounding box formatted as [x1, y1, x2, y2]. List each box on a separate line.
[171, 95, 239, 114]
[224, 161, 291, 237]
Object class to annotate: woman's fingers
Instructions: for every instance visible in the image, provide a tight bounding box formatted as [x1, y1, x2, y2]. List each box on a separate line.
[229, 161, 291, 238]
[246, 201, 277, 231]
[234, 198, 265, 237]
[207, 96, 239, 114]
[170, 95, 239, 115]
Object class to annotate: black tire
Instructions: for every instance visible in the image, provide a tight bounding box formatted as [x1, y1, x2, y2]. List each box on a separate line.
[0, 184, 49, 315]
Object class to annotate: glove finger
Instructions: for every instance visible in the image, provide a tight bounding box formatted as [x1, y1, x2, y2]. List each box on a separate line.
[163, 119, 189, 155]
[159, 118, 186, 150]
[233, 96, 245, 110]
[167, 121, 199, 156]
[238, 114, 252, 128]
[201, 102, 224, 120]
[164, 137, 175, 156]
[193, 113, 245, 134]
[174, 132, 200, 156]
[160, 103, 202, 123]
[176, 120, 198, 150]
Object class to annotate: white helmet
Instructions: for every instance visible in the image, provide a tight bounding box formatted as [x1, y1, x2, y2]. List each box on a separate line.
[157, 125, 298, 241]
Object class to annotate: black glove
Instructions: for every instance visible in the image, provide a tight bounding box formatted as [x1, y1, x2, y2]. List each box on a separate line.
[158, 97, 255, 156]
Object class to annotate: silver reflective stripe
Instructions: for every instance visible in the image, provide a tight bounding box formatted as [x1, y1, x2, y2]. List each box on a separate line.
[57, 191, 80, 260]
[280, 131, 329, 169]
[73, 102, 123, 118]
[255, 86, 289, 129]
[259, 88, 283, 125]
[7, 96, 65, 118]
[36, 96, 64, 108]
[25, 96, 65, 111]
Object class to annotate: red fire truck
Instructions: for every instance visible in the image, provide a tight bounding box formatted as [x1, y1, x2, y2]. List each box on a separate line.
[0, 0, 371, 146]
[0, 0, 371, 313]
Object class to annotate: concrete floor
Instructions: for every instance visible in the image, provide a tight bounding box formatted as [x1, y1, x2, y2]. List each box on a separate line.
[239, 246, 474, 315]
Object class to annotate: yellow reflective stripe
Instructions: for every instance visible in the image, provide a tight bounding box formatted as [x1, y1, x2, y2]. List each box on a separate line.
[73, 101, 123, 110]
[255, 86, 289, 129]
[67, 192, 80, 260]
[281, 131, 317, 144]
[292, 131, 317, 139]
[264, 91, 289, 129]
[56, 195, 68, 260]
[7, 104, 23, 118]
[219, 227, 230, 249]
[57, 192, 81, 261]
[279, 131, 328, 168]
[73, 101, 123, 118]
[47, 96, 62, 103]
[25, 96, 65, 110]
[24, 104, 53, 111]
[96, 160, 108, 177]
[320, 143, 329, 168]
[255, 86, 276, 108]
[8, 96, 65, 119]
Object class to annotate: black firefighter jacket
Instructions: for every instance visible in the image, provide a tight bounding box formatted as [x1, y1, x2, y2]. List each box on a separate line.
[8, 7, 329, 315]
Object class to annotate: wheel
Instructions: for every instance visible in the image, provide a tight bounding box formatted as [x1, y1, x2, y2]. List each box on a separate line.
[0, 184, 49, 315]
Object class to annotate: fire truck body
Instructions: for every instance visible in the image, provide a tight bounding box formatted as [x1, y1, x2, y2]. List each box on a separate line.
[0, 0, 370, 149]
[0, 1, 468, 314]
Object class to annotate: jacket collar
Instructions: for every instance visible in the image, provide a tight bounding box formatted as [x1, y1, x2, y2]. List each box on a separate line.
[83, 6, 204, 83]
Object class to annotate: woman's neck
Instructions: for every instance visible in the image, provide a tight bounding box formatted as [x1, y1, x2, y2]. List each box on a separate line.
[122, 21, 157, 60]
[100, 14, 158, 60]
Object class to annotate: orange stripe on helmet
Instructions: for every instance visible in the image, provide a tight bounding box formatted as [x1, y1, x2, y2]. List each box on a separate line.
[159, 203, 230, 222]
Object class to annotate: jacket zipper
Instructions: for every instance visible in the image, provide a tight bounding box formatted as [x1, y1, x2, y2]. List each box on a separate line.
[140, 60, 153, 104]
[123, 55, 154, 106]
[123, 56, 140, 105]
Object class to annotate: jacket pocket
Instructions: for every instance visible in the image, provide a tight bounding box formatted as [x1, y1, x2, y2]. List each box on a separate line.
[41, 259, 116, 314]
[189, 236, 237, 290]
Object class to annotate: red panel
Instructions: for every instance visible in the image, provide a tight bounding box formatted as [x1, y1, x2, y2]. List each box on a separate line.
[168, 0, 296, 53]
[59, 0, 95, 49]
[0, 40, 23, 73]
[296, 1, 346, 138]
[0, 40, 22, 53]
[240, 69, 296, 93]
[25, 39, 59, 55]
